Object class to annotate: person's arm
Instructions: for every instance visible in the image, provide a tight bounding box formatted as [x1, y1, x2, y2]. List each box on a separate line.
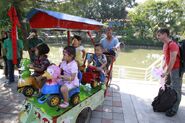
[100, 55, 107, 69]
[18, 39, 24, 59]
[82, 49, 86, 59]
[112, 38, 120, 51]
[3, 39, 7, 56]
[29, 64, 43, 72]
[87, 55, 93, 66]
[30, 58, 50, 72]
[161, 51, 178, 77]
[61, 73, 76, 81]
[162, 56, 166, 70]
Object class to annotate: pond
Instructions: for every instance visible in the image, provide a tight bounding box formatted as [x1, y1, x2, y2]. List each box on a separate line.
[116, 47, 162, 68]
[23, 44, 162, 69]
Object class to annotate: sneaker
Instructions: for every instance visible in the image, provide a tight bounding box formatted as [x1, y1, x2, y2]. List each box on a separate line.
[165, 109, 177, 117]
[4, 81, 14, 87]
[59, 102, 69, 108]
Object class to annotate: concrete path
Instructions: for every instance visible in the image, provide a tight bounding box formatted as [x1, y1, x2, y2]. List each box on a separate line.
[0, 71, 24, 123]
[116, 79, 185, 123]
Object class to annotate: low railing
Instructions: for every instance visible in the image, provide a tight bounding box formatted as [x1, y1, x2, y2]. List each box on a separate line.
[113, 65, 146, 80]
[113, 56, 185, 82]
[112, 56, 163, 81]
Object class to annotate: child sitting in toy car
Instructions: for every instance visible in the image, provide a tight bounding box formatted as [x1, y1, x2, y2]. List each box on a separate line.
[87, 43, 107, 84]
[28, 43, 50, 87]
[58, 46, 79, 108]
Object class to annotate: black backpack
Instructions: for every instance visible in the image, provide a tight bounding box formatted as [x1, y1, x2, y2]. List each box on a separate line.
[151, 85, 177, 112]
[178, 40, 185, 73]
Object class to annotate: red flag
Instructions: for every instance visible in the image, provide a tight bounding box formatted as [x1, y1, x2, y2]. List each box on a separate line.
[8, 6, 21, 64]
[8, 6, 20, 27]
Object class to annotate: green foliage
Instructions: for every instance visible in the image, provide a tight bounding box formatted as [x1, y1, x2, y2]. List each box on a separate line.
[125, 0, 185, 46]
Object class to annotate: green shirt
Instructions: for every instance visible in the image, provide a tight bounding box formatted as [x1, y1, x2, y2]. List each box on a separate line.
[3, 38, 24, 60]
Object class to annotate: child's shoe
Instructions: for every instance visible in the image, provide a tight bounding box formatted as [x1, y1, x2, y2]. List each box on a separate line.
[59, 102, 69, 108]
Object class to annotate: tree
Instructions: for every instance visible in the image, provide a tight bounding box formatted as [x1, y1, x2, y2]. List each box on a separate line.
[126, 0, 185, 45]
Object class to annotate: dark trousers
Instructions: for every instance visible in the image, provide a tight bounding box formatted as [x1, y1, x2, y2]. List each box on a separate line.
[7, 59, 20, 82]
[3, 56, 8, 77]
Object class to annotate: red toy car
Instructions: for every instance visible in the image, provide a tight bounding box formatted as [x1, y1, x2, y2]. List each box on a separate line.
[81, 65, 101, 88]
[81, 53, 115, 89]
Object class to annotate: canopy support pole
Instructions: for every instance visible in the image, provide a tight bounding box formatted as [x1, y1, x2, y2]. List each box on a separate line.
[87, 31, 95, 46]
[67, 31, 70, 46]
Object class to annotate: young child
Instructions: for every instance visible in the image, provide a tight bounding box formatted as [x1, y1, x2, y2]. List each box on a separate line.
[59, 46, 79, 108]
[72, 35, 86, 70]
[29, 43, 50, 77]
[88, 43, 107, 84]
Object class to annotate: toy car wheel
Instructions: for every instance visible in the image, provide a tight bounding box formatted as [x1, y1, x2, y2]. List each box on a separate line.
[17, 87, 23, 93]
[91, 81, 98, 88]
[47, 95, 61, 107]
[23, 86, 34, 97]
[71, 94, 80, 106]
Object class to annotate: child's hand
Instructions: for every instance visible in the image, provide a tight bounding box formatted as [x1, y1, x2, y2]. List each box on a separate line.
[60, 75, 65, 79]
[96, 67, 103, 71]
[96, 67, 105, 74]
[28, 64, 34, 69]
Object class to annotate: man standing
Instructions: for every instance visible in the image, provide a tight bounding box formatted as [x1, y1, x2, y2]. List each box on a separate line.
[100, 27, 120, 57]
[27, 29, 43, 62]
[3, 30, 23, 85]
[157, 28, 183, 117]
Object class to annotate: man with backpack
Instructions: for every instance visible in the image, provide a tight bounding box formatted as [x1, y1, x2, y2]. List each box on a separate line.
[157, 28, 184, 117]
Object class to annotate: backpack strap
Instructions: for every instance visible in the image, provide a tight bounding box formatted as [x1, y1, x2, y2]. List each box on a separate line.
[168, 41, 182, 77]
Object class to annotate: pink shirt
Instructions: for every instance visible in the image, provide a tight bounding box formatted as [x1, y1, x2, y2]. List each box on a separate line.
[59, 60, 79, 87]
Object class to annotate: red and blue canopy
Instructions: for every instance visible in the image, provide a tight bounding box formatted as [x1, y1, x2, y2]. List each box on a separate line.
[27, 8, 104, 31]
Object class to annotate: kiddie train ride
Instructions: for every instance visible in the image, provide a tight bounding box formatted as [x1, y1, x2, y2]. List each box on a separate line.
[18, 8, 115, 123]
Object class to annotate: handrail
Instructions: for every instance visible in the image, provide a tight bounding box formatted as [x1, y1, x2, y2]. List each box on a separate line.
[113, 56, 185, 82]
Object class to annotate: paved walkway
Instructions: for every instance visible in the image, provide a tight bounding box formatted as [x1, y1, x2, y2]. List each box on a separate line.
[0, 69, 185, 123]
[90, 79, 185, 123]
[0, 74, 24, 123]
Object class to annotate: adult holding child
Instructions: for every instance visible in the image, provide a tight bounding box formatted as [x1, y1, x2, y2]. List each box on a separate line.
[100, 27, 120, 57]
[27, 29, 43, 63]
